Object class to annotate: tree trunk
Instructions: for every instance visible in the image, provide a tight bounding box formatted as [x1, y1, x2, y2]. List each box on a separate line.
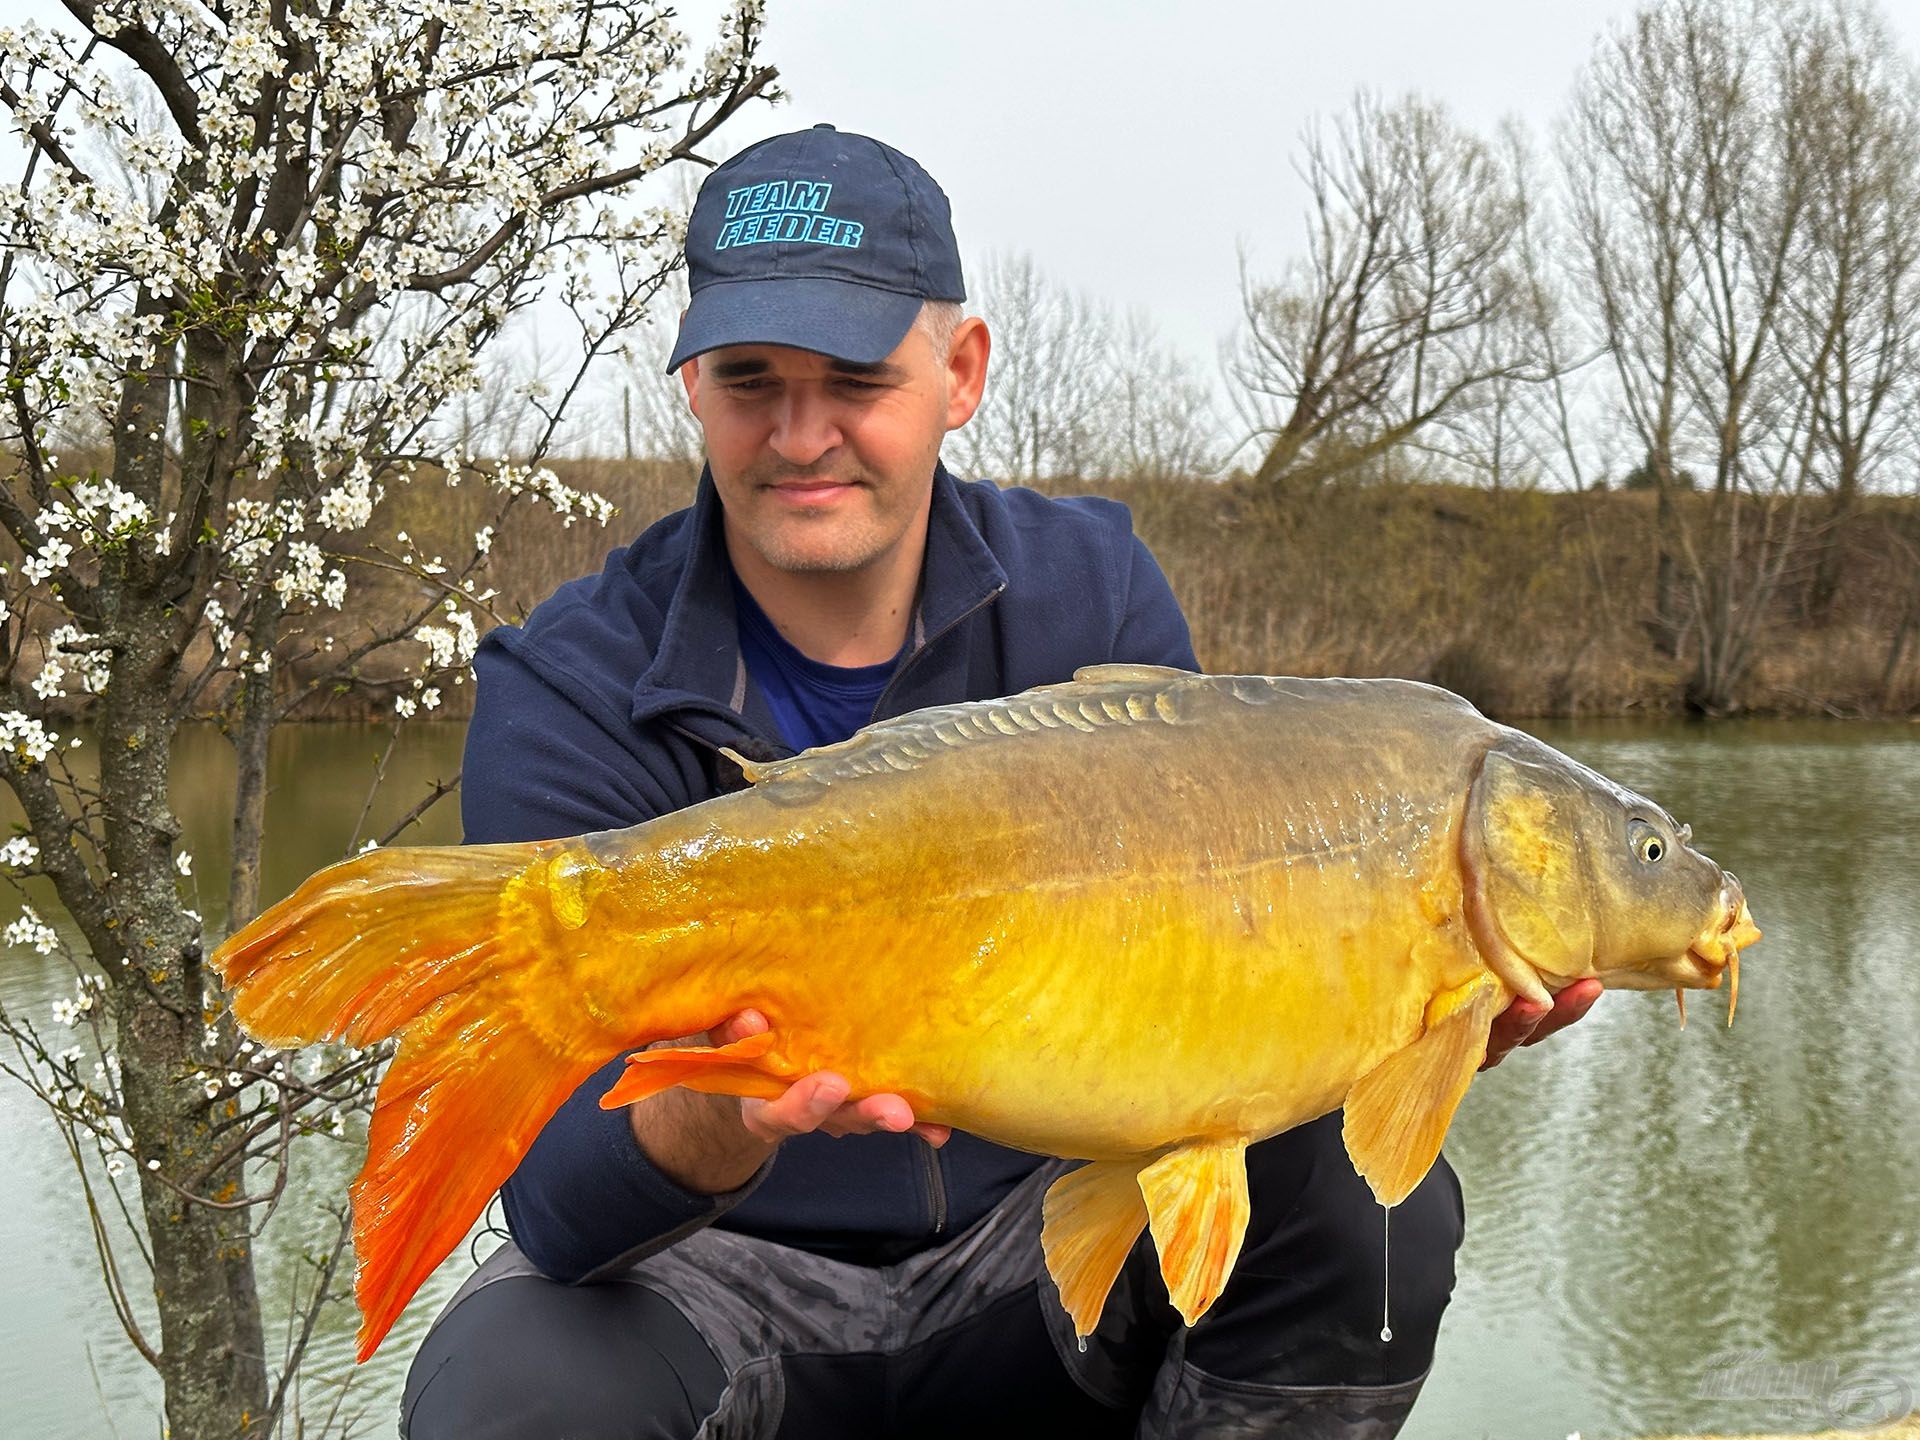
[115, 988, 271, 1439]
[1803, 487, 1856, 624]
[228, 591, 286, 934]
[1650, 456, 1684, 658]
[105, 634, 269, 1440]
[1882, 578, 1920, 710]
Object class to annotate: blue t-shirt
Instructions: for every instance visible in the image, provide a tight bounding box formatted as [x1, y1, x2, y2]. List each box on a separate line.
[731, 576, 899, 750]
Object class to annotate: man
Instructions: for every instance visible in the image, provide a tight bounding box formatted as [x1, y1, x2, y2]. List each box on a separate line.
[401, 126, 1596, 1438]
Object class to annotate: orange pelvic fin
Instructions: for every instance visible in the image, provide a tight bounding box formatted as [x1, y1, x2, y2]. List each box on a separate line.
[1040, 1159, 1150, 1338]
[1138, 1139, 1252, 1328]
[1342, 973, 1505, 1207]
[598, 1031, 790, 1109]
[209, 840, 635, 1362]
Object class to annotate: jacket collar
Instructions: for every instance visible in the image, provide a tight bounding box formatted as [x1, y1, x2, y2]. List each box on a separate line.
[629, 461, 1007, 733]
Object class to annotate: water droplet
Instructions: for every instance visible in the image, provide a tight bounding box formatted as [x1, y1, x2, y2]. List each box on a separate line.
[1076, 1334, 1089, 1354]
[1380, 1203, 1393, 1345]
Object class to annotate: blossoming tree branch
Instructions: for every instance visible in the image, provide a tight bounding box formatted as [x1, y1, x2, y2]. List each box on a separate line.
[0, 2, 775, 1434]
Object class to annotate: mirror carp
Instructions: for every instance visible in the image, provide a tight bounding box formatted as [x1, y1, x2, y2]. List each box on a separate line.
[212, 666, 1760, 1360]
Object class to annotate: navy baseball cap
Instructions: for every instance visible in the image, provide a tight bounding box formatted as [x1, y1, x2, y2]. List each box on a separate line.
[667, 125, 966, 373]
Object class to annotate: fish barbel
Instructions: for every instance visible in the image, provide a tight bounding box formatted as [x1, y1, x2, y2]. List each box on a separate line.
[211, 667, 1760, 1360]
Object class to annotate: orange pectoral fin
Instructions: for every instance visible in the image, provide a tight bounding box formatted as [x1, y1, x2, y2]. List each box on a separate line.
[1342, 973, 1505, 1208]
[598, 1031, 789, 1109]
[1041, 1159, 1151, 1338]
[1137, 1140, 1252, 1328]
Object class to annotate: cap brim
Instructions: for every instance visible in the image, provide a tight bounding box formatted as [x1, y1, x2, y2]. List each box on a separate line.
[666, 277, 924, 373]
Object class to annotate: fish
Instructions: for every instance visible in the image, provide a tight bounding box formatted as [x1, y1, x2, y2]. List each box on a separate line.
[210, 667, 1761, 1361]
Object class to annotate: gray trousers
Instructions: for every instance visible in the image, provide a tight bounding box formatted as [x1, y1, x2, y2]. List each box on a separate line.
[402, 1115, 1464, 1438]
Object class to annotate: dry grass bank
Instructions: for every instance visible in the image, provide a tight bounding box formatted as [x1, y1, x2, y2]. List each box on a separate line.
[332, 465, 1920, 721]
[1051, 476, 1920, 720]
[11, 456, 1914, 722]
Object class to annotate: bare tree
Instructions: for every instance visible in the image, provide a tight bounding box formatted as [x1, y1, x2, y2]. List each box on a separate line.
[958, 252, 1222, 484]
[1429, 124, 1599, 492]
[959, 252, 1119, 481]
[1228, 94, 1546, 491]
[1108, 309, 1224, 483]
[1567, 0, 1918, 711]
[616, 266, 707, 484]
[1782, 0, 1920, 619]
[0, 2, 775, 1435]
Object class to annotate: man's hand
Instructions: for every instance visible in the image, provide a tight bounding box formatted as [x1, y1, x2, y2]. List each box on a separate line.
[628, 1008, 950, 1196]
[1479, 979, 1602, 1070]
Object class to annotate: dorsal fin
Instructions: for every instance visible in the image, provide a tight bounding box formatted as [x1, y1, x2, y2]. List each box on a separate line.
[1072, 663, 1193, 685]
[724, 673, 1199, 807]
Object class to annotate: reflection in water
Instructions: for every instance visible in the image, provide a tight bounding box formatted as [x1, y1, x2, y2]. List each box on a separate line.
[1, 719, 1916, 1437]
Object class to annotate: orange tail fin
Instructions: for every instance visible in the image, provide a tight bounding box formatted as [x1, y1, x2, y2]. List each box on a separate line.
[211, 840, 624, 1361]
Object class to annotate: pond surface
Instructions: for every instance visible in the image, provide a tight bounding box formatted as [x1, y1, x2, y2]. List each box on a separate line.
[1, 718, 1915, 1438]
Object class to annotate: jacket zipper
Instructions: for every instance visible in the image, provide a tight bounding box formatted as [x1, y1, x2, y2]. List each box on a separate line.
[870, 581, 1007, 722]
[918, 1137, 948, 1237]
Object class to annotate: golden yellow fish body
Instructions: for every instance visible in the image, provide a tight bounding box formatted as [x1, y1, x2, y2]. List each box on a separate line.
[553, 672, 1491, 1159]
[214, 666, 1757, 1359]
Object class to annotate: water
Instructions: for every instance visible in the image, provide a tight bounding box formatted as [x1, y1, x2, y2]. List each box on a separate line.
[2, 718, 1916, 1438]
[0, 723, 472, 1440]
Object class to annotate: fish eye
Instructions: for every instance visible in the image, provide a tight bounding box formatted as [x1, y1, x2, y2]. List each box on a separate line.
[1629, 819, 1665, 864]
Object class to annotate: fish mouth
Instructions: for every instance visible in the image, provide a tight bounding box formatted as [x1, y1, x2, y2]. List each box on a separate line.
[1676, 880, 1762, 1028]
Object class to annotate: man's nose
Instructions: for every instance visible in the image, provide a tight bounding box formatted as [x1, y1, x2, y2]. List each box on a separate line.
[768, 390, 841, 465]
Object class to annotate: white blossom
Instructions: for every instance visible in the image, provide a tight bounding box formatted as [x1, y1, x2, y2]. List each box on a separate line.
[51, 981, 97, 1026]
[4, 905, 59, 954]
[21, 536, 72, 585]
[173, 850, 192, 877]
[0, 836, 40, 869]
[0, 713, 57, 763]
[45, 624, 111, 695]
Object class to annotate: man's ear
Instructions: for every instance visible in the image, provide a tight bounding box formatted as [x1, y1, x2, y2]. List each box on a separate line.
[943, 316, 990, 432]
[674, 306, 702, 417]
[679, 354, 701, 418]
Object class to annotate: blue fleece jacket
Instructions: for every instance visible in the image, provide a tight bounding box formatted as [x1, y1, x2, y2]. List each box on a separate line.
[463, 462, 1198, 1282]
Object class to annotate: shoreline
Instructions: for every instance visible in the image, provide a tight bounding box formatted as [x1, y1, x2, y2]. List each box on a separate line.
[1628, 1423, 1918, 1440]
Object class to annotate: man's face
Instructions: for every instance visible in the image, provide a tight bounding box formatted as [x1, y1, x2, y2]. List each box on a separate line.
[680, 317, 987, 577]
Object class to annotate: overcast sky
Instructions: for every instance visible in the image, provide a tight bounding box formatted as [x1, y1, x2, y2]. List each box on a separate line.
[690, 0, 1920, 365]
[12, 0, 1920, 453]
